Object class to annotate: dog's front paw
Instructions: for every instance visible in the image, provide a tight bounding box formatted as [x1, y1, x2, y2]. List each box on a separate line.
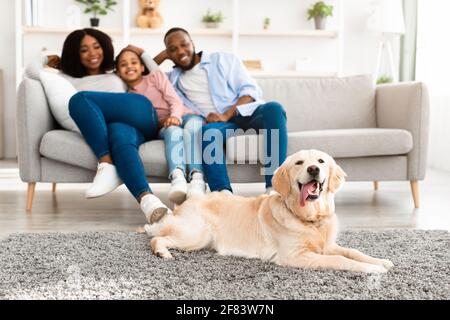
[364, 264, 388, 274]
[379, 259, 394, 270]
[155, 250, 174, 260]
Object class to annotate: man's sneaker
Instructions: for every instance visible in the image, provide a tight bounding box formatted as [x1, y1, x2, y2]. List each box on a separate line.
[168, 169, 187, 205]
[265, 187, 277, 196]
[85, 162, 122, 199]
[220, 189, 233, 195]
[140, 194, 172, 224]
[187, 172, 206, 198]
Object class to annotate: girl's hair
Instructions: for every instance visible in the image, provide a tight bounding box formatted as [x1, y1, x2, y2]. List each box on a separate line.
[114, 49, 150, 76]
[61, 28, 115, 78]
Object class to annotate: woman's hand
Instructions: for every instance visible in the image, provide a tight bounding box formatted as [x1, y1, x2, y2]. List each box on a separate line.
[47, 55, 61, 69]
[125, 45, 144, 56]
[163, 117, 181, 128]
[206, 112, 230, 123]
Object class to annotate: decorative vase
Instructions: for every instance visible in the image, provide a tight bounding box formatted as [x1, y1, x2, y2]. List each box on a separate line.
[314, 16, 326, 30]
[90, 17, 99, 27]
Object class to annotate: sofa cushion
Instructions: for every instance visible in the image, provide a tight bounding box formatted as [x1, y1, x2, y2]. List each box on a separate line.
[39, 70, 80, 133]
[40, 130, 169, 177]
[226, 128, 413, 162]
[40, 130, 97, 170]
[255, 75, 376, 132]
[138, 140, 169, 178]
[41, 128, 413, 178]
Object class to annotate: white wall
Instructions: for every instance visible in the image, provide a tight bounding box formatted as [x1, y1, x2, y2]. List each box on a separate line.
[416, 0, 450, 172]
[2, 0, 402, 159]
[0, 0, 17, 159]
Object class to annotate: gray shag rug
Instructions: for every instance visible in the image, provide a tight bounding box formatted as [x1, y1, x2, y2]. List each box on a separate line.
[0, 230, 448, 300]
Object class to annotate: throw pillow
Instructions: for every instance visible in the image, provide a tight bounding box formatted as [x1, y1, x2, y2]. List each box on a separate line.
[39, 70, 80, 133]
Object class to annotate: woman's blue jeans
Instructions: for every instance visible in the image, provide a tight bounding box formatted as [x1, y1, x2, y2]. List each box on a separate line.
[201, 101, 287, 192]
[69, 91, 159, 199]
[158, 114, 205, 179]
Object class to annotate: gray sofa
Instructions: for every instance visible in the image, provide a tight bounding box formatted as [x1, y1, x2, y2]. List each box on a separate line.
[16, 74, 429, 211]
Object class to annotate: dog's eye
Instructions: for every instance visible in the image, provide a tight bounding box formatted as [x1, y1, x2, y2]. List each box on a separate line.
[318, 159, 325, 164]
[295, 160, 304, 165]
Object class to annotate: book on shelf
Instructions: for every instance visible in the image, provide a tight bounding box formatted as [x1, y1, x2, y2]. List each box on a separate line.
[25, 0, 44, 27]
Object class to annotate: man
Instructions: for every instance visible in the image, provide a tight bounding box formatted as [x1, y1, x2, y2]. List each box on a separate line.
[151, 27, 288, 194]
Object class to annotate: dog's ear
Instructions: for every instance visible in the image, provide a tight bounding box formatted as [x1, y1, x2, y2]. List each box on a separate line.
[272, 165, 291, 197]
[328, 163, 347, 193]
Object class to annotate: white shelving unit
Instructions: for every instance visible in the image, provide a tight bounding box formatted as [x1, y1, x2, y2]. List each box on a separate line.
[16, 0, 344, 87]
[239, 30, 338, 38]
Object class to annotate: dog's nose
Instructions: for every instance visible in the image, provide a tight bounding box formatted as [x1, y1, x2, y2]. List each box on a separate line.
[307, 165, 320, 176]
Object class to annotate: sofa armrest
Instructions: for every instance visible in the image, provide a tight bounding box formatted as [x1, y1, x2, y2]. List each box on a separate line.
[376, 81, 430, 180]
[16, 78, 56, 182]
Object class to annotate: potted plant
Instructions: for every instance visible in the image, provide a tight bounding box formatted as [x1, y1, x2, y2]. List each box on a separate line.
[75, 0, 117, 27]
[307, 1, 333, 30]
[376, 75, 393, 85]
[263, 17, 271, 30]
[202, 9, 224, 29]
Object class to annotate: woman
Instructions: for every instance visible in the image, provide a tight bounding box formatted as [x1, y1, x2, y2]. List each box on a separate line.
[25, 28, 170, 224]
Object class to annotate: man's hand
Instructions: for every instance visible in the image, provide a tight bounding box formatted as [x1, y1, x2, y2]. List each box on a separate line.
[47, 55, 61, 69]
[163, 117, 181, 128]
[154, 49, 169, 65]
[206, 112, 229, 123]
[124, 45, 144, 56]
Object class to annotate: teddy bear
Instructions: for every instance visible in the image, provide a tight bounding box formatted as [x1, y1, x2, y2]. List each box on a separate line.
[136, 0, 164, 29]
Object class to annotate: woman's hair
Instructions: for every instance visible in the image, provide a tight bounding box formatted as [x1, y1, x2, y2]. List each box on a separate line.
[61, 28, 115, 78]
[114, 49, 150, 76]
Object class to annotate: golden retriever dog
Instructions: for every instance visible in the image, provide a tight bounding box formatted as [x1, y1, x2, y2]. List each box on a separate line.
[144, 150, 394, 273]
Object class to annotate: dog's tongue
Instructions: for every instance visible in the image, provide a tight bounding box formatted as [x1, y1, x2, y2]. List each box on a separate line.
[300, 181, 318, 207]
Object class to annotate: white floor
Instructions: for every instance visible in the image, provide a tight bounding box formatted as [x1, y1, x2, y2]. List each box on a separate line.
[0, 160, 449, 239]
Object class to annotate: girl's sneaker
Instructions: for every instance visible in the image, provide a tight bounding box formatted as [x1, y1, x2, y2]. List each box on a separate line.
[168, 169, 187, 205]
[187, 172, 207, 198]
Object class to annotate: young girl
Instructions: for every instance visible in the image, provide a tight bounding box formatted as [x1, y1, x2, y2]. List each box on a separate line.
[115, 48, 207, 204]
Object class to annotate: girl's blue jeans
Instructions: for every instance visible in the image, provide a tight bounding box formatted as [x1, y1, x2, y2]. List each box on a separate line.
[201, 101, 287, 192]
[69, 91, 159, 200]
[158, 114, 205, 180]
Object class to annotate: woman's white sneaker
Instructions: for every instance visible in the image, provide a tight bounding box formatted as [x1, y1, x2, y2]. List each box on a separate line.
[168, 169, 187, 205]
[85, 162, 122, 199]
[140, 194, 172, 224]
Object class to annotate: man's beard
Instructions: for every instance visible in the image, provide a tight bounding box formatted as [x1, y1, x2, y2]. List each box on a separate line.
[176, 50, 197, 71]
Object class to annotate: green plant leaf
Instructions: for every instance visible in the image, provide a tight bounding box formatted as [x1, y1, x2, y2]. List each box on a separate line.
[376, 76, 393, 84]
[202, 9, 224, 23]
[307, 1, 334, 19]
[76, 0, 117, 17]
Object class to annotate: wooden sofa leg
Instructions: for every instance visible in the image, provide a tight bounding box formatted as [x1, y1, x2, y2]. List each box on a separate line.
[410, 180, 420, 209]
[52, 182, 57, 193]
[373, 181, 379, 191]
[27, 182, 36, 212]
